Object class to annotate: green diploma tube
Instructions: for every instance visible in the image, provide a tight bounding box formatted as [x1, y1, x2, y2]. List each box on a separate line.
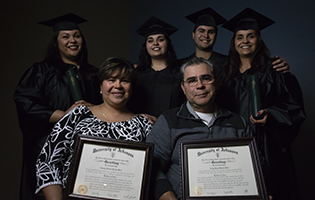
[249, 74, 262, 119]
[65, 68, 83, 102]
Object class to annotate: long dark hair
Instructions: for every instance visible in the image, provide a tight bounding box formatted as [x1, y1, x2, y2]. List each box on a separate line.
[137, 34, 178, 71]
[44, 29, 92, 77]
[223, 30, 271, 84]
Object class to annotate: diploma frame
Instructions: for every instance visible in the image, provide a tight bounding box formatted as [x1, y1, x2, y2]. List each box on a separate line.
[64, 134, 154, 200]
[180, 137, 268, 200]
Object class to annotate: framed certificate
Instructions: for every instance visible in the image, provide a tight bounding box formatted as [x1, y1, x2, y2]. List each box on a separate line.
[64, 134, 154, 200]
[180, 137, 268, 200]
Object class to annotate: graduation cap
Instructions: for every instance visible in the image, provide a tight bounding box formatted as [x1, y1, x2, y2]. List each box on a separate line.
[185, 7, 227, 29]
[38, 13, 87, 33]
[136, 16, 178, 37]
[222, 8, 275, 33]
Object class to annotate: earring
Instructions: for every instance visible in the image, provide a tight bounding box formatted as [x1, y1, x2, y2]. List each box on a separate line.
[100, 90, 102, 94]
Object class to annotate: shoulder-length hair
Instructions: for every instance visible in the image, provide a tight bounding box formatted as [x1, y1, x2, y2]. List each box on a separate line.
[223, 30, 271, 83]
[44, 29, 90, 76]
[136, 34, 178, 71]
[98, 57, 137, 88]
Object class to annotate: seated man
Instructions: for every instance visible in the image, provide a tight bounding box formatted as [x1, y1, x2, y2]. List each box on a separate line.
[146, 57, 250, 200]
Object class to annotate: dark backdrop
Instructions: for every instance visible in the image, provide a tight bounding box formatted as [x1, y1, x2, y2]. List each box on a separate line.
[130, 1, 315, 200]
[1, 0, 314, 199]
[0, 1, 132, 199]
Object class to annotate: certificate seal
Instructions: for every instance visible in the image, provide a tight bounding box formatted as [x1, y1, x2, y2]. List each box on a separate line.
[78, 185, 88, 194]
[193, 186, 202, 196]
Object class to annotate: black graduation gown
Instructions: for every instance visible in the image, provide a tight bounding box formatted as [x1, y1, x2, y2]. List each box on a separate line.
[220, 64, 305, 200]
[14, 61, 102, 200]
[128, 65, 185, 117]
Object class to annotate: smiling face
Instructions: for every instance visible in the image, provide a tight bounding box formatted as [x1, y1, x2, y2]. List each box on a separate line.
[57, 29, 82, 64]
[100, 71, 132, 108]
[234, 29, 258, 58]
[181, 63, 216, 112]
[193, 25, 217, 52]
[146, 34, 167, 59]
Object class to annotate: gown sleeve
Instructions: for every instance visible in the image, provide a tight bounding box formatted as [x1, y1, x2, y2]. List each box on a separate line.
[264, 70, 305, 149]
[283, 72, 306, 120]
[14, 62, 57, 136]
[35, 107, 79, 193]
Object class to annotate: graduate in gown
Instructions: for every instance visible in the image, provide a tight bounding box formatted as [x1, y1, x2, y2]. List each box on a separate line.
[220, 8, 306, 200]
[128, 16, 185, 118]
[179, 7, 228, 78]
[180, 7, 291, 83]
[14, 13, 102, 200]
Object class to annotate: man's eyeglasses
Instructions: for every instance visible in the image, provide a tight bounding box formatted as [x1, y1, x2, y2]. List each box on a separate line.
[183, 75, 214, 87]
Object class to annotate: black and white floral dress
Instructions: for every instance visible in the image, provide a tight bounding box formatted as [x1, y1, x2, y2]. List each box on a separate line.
[35, 105, 152, 193]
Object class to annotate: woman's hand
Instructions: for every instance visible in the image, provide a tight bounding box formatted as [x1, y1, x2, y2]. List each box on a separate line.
[140, 113, 157, 125]
[67, 100, 94, 112]
[250, 109, 268, 125]
[272, 55, 290, 73]
[159, 191, 178, 200]
[49, 100, 93, 123]
[42, 184, 63, 200]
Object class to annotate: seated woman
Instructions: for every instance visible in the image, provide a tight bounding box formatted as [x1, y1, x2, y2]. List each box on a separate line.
[35, 57, 152, 200]
[220, 8, 305, 200]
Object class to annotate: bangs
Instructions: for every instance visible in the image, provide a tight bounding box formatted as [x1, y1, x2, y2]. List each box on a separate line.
[98, 58, 136, 84]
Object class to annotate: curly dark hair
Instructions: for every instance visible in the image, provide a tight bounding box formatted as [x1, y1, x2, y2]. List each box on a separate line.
[137, 34, 178, 71]
[223, 30, 271, 84]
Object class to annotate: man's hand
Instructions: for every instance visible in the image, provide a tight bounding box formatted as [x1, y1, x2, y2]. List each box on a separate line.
[272, 55, 290, 73]
[159, 191, 178, 200]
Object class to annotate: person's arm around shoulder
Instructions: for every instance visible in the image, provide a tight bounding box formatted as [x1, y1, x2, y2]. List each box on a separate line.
[49, 100, 93, 123]
[272, 55, 290, 73]
[140, 113, 157, 125]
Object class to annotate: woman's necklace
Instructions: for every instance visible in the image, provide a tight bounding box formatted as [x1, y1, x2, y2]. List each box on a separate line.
[99, 105, 108, 121]
[99, 104, 133, 122]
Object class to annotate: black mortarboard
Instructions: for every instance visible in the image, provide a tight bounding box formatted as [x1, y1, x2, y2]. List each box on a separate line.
[38, 13, 87, 33]
[185, 7, 227, 29]
[222, 8, 275, 33]
[136, 16, 178, 38]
